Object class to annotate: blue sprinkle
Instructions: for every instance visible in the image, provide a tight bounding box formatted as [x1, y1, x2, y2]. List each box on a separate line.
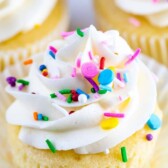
[147, 114, 161, 130]
[98, 69, 114, 85]
[123, 73, 128, 83]
[38, 114, 43, 120]
[76, 88, 90, 99]
[39, 64, 47, 71]
[49, 51, 55, 59]
[99, 84, 112, 92]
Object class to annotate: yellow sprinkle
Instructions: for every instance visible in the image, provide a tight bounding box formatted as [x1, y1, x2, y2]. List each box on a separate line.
[118, 97, 131, 112]
[42, 69, 48, 73]
[100, 118, 119, 130]
[108, 66, 116, 72]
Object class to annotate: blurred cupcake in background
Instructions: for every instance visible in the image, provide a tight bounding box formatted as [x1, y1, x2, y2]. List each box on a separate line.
[94, 0, 168, 66]
[0, 0, 69, 111]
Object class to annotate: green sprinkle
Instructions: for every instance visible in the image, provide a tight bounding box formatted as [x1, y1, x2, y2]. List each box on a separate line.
[67, 94, 72, 103]
[98, 89, 107, 94]
[59, 89, 71, 94]
[46, 139, 56, 153]
[76, 28, 84, 37]
[43, 116, 49, 121]
[17, 79, 29, 85]
[91, 88, 96, 93]
[50, 93, 57, 98]
[121, 146, 128, 162]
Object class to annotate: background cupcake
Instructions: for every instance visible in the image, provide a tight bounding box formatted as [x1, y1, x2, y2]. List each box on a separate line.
[94, 0, 168, 66]
[0, 0, 69, 114]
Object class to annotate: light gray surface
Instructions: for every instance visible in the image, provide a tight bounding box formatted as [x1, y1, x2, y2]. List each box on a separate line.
[68, 0, 95, 30]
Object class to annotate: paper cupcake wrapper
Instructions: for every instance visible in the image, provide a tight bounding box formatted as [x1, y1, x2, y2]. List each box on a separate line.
[95, 10, 168, 67]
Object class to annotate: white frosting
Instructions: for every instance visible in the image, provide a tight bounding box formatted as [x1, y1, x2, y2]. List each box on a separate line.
[115, 0, 168, 27]
[0, 0, 57, 42]
[6, 26, 157, 154]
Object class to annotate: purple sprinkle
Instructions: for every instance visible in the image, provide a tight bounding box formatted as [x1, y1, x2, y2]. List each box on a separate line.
[18, 84, 25, 91]
[6, 76, 16, 87]
[85, 77, 99, 92]
[146, 134, 153, 141]
[49, 46, 57, 54]
[116, 73, 122, 81]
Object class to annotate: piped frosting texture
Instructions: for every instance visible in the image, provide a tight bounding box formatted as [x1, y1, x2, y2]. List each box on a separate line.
[6, 26, 157, 154]
[0, 0, 57, 42]
[115, 0, 168, 27]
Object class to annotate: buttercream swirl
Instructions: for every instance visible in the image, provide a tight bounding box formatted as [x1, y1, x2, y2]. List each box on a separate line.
[6, 26, 156, 154]
[0, 0, 57, 42]
[115, 0, 168, 27]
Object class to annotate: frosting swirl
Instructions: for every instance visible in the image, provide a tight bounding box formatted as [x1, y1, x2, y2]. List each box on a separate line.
[6, 26, 156, 154]
[115, 0, 168, 27]
[0, 0, 57, 42]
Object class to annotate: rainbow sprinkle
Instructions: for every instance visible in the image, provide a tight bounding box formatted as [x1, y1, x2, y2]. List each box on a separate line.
[121, 146, 128, 162]
[104, 112, 125, 118]
[125, 48, 141, 65]
[76, 28, 84, 37]
[46, 139, 57, 153]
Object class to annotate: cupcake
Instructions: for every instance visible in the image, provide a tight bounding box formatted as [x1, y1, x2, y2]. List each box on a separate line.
[5, 26, 162, 167]
[0, 0, 69, 115]
[94, 0, 168, 66]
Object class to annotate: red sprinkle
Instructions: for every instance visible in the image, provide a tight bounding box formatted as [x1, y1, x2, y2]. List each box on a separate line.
[42, 70, 48, 77]
[72, 93, 78, 101]
[100, 57, 105, 69]
[71, 90, 76, 94]
[69, 111, 75, 115]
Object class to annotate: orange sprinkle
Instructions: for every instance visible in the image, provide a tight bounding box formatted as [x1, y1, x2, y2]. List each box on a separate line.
[33, 112, 38, 120]
[23, 59, 33, 65]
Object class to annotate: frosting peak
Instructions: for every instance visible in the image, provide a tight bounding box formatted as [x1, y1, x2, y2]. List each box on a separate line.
[6, 26, 156, 154]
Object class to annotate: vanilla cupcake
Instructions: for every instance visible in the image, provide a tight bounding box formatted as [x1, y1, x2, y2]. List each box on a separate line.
[94, 0, 168, 66]
[6, 26, 162, 168]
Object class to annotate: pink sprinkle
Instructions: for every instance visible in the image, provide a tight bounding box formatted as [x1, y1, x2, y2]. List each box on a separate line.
[55, 91, 66, 101]
[114, 78, 125, 88]
[61, 31, 74, 38]
[119, 96, 122, 101]
[71, 67, 77, 77]
[104, 112, 125, 118]
[18, 84, 25, 91]
[152, 0, 160, 3]
[88, 51, 93, 60]
[94, 93, 100, 99]
[125, 48, 141, 65]
[61, 28, 87, 38]
[49, 46, 57, 54]
[129, 17, 141, 27]
[76, 58, 81, 68]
